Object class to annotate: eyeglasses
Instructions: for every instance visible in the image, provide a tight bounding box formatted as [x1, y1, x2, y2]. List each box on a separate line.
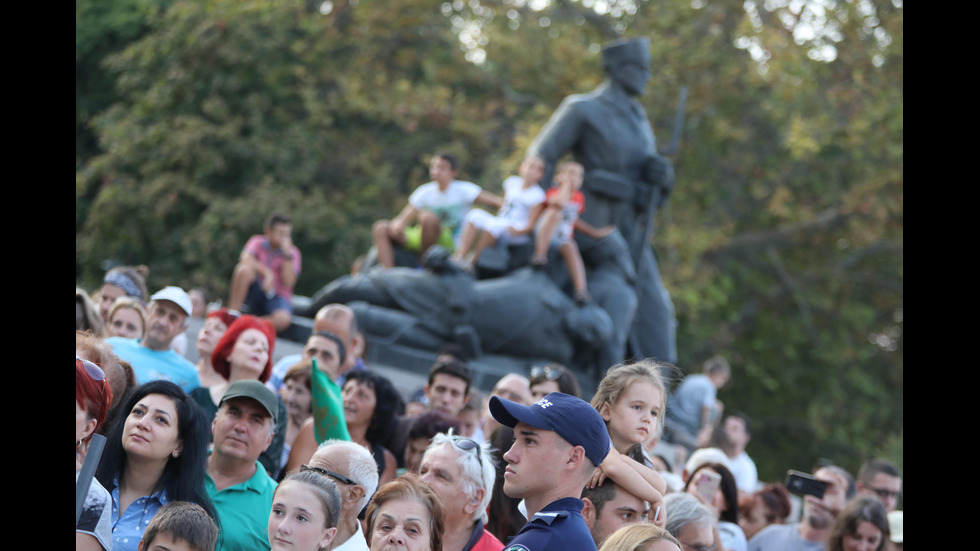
[450, 436, 484, 470]
[300, 464, 359, 487]
[530, 365, 562, 381]
[77, 357, 106, 382]
[865, 485, 901, 501]
[679, 541, 716, 551]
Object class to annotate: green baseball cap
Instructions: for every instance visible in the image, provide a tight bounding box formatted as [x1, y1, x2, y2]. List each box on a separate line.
[219, 380, 279, 424]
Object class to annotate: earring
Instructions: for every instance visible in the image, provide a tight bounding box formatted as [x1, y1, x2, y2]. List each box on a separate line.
[76, 440, 82, 448]
[172, 451, 180, 458]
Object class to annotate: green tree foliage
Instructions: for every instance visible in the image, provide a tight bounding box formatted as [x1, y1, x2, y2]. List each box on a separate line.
[76, 0, 902, 480]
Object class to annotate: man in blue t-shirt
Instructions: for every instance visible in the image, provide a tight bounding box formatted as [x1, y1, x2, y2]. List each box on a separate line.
[105, 286, 201, 392]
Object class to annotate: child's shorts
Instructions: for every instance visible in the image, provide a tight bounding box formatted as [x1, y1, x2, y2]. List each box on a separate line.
[403, 225, 455, 252]
[464, 209, 529, 245]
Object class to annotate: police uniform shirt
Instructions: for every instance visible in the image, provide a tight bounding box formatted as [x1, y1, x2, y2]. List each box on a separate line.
[503, 497, 597, 551]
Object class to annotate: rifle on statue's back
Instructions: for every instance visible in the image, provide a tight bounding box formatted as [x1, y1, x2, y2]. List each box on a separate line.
[631, 85, 687, 267]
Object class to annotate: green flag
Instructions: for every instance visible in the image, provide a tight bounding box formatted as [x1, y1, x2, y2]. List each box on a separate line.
[310, 357, 351, 443]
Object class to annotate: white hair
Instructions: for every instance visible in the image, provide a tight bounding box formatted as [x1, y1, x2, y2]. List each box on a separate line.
[426, 429, 497, 524]
[313, 439, 380, 512]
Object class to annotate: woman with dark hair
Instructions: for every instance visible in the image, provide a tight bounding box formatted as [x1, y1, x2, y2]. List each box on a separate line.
[77, 357, 114, 550]
[286, 369, 404, 484]
[341, 370, 403, 486]
[828, 496, 889, 551]
[684, 462, 747, 551]
[403, 410, 460, 475]
[190, 314, 287, 477]
[738, 482, 792, 540]
[528, 362, 582, 401]
[278, 360, 315, 479]
[485, 424, 525, 543]
[95, 380, 218, 551]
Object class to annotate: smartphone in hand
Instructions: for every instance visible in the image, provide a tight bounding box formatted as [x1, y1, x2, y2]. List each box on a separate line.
[695, 470, 722, 503]
[785, 470, 828, 499]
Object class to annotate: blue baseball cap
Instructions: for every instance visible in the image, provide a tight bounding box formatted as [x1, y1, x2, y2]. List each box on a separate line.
[490, 392, 610, 466]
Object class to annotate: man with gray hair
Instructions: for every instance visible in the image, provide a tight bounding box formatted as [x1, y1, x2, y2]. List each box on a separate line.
[306, 439, 381, 551]
[664, 492, 719, 551]
[419, 429, 503, 551]
[105, 285, 201, 391]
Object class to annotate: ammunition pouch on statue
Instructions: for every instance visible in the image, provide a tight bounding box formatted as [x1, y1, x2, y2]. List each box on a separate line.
[584, 169, 635, 203]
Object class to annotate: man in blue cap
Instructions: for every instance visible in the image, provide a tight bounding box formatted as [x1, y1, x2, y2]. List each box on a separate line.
[489, 392, 611, 551]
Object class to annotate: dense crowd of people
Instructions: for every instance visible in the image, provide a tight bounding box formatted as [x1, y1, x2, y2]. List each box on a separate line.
[76, 274, 902, 551]
[76, 152, 899, 551]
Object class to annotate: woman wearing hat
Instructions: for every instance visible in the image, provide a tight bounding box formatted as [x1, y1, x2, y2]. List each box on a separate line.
[190, 314, 288, 477]
[96, 265, 150, 325]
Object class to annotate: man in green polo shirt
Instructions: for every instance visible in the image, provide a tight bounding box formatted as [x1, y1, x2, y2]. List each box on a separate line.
[205, 380, 279, 551]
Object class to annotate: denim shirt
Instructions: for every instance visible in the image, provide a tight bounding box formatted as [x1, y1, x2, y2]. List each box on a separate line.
[109, 475, 169, 551]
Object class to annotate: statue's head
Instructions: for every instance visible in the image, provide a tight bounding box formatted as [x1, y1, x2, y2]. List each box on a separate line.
[602, 37, 652, 96]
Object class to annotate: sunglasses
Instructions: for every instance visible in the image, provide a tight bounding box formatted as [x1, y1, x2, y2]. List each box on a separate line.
[300, 464, 359, 487]
[77, 357, 106, 382]
[530, 365, 563, 381]
[451, 436, 484, 470]
[865, 485, 900, 501]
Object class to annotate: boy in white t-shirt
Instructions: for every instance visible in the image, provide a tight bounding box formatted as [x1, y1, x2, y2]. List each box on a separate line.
[451, 155, 547, 270]
[371, 152, 502, 268]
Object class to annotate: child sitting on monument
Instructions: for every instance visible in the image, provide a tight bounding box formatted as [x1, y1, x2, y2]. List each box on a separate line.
[451, 155, 547, 271]
[516, 160, 615, 304]
[371, 151, 502, 269]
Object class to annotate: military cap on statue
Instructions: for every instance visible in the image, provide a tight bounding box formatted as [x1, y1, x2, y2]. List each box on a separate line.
[602, 37, 651, 68]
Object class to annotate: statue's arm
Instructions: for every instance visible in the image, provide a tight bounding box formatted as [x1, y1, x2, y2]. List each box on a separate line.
[529, 97, 587, 169]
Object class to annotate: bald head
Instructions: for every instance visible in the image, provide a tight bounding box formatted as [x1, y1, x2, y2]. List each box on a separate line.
[313, 304, 359, 371]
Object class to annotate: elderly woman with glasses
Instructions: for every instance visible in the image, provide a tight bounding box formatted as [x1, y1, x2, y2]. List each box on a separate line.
[77, 357, 114, 550]
[418, 430, 502, 551]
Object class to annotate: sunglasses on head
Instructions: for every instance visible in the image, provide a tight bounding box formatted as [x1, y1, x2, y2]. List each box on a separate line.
[450, 435, 484, 469]
[530, 365, 563, 381]
[77, 357, 106, 382]
[300, 464, 359, 487]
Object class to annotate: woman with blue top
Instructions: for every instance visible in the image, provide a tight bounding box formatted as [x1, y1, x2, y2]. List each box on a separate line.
[95, 380, 218, 551]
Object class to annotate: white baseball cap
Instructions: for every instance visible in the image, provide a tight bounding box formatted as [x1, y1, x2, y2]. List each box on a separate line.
[149, 286, 193, 317]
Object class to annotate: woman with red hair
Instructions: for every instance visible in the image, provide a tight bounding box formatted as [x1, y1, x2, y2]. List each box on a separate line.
[76, 356, 114, 550]
[190, 314, 287, 477]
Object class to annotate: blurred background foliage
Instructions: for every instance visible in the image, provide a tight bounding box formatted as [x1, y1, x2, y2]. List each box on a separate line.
[76, 0, 902, 483]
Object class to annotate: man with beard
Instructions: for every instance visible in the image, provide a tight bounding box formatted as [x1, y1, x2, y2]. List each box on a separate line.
[747, 464, 855, 551]
[105, 286, 201, 392]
